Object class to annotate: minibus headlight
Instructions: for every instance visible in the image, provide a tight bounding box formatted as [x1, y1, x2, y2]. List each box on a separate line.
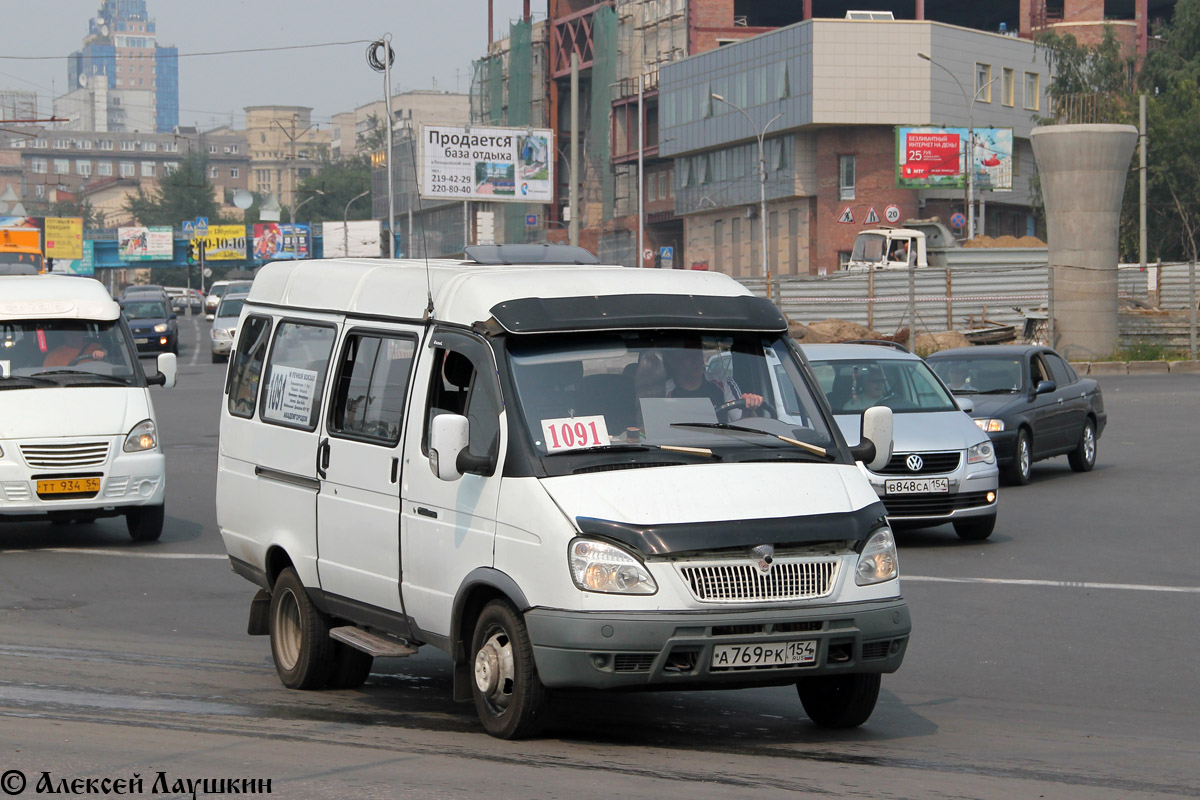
[968, 441, 996, 465]
[123, 419, 157, 452]
[855, 527, 899, 586]
[569, 539, 657, 594]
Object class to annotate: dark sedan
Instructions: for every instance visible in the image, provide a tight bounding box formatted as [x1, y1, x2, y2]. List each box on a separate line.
[121, 298, 179, 355]
[926, 345, 1106, 485]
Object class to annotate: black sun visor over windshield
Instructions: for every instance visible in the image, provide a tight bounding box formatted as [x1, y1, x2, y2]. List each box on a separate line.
[487, 294, 788, 335]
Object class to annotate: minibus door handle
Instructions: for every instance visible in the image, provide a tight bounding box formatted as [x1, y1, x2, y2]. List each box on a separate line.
[316, 438, 330, 479]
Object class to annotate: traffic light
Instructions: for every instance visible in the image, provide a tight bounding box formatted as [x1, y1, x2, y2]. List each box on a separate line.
[186, 240, 197, 264]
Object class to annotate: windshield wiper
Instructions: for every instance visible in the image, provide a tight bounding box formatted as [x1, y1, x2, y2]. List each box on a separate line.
[669, 422, 831, 458]
[547, 442, 717, 458]
[29, 370, 130, 384]
[978, 388, 1018, 394]
[0, 375, 60, 388]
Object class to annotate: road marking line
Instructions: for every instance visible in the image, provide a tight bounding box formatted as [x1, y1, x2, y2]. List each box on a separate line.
[186, 313, 203, 367]
[905, 575, 1200, 594]
[0, 548, 225, 560]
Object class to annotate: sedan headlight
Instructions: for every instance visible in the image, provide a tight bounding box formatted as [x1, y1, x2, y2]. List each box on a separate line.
[569, 539, 657, 594]
[153, 323, 169, 333]
[974, 418, 1004, 433]
[211, 327, 231, 340]
[855, 527, 898, 586]
[967, 441, 996, 465]
[123, 419, 158, 452]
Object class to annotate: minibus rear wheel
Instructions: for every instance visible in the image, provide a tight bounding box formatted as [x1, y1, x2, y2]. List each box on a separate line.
[796, 673, 881, 728]
[125, 504, 164, 542]
[470, 599, 547, 739]
[269, 567, 334, 690]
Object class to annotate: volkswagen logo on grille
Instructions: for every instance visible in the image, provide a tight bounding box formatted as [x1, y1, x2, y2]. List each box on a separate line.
[906, 454, 925, 472]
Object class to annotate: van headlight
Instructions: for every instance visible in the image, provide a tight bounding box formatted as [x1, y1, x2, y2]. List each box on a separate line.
[974, 418, 1004, 432]
[855, 527, 898, 586]
[569, 539, 657, 594]
[123, 419, 158, 452]
[153, 323, 169, 333]
[967, 441, 996, 464]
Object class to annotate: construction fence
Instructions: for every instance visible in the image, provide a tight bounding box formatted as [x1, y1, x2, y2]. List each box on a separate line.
[736, 262, 1199, 340]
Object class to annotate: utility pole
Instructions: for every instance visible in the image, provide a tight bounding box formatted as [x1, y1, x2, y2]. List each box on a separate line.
[569, 53, 579, 247]
[1139, 93, 1149, 302]
[272, 113, 315, 233]
[637, 73, 644, 267]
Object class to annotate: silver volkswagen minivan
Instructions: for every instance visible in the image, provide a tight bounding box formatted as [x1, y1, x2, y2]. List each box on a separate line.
[803, 343, 999, 540]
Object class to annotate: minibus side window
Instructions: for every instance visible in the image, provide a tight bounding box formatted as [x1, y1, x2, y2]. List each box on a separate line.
[260, 321, 336, 431]
[329, 333, 416, 444]
[422, 345, 501, 461]
[226, 315, 272, 418]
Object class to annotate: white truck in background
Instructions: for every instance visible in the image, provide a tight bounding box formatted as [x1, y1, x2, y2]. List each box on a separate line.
[845, 219, 1047, 271]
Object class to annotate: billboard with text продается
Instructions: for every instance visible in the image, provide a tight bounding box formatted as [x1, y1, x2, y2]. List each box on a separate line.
[895, 127, 1013, 191]
[422, 124, 554, 203]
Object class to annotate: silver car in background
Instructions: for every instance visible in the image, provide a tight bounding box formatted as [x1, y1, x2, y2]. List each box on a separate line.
[803, 342, 1000, 540]
[209, 293, 248, 363]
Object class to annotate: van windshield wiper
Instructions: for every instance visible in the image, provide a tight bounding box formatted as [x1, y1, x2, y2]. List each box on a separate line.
[29, 370, 131, 384]
[546, 442, 717, 458]
[670, 422, 831, 458]
[0, 374, 60, 388]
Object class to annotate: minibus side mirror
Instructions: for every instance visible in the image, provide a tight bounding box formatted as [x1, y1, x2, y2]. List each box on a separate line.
[430, 413, 470, 481]
[850, 406, 893, 472]
[149, 352, 177, 389]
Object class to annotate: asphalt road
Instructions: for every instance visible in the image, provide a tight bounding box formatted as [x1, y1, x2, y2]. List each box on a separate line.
[0, 313, 1196, 799]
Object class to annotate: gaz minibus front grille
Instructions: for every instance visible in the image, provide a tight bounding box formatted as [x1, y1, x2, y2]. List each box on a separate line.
[677, 558, 839, 603]
[20, 442, 110, 469]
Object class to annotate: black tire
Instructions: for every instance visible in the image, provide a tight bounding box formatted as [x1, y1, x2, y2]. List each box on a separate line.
[1004, 429, 1032, 485]
[326, 643, 374, 690]
[1067, 419, 1097, 473]
[797, 673, 881, 729]
[211, 352, 221, 364]
[125, 504, 164, 542]
[470, 599, 548, 739]
[268, 567, 334, 690]
[954, 513, 996, 540]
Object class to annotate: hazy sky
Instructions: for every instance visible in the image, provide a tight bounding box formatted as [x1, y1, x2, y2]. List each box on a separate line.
[0, 0, 531, 130]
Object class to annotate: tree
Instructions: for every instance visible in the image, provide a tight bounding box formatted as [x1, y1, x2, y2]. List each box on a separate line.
[123, 151, 224, 227]
[29, 198, 101, 229]
[291, 154, 373, 225]
[1035, 25, 1135, 124]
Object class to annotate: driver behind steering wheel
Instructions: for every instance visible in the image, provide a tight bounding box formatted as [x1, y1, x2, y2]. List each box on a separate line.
[42, 328, 107, 368]
[663, 336, 763, 422]
[844, 364, 888, 411]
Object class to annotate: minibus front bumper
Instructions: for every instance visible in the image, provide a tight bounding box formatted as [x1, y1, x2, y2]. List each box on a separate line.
[524, 597, 910, 690]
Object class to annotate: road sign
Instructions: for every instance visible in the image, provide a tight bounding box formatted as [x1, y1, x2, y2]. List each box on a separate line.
[525, 214, 538, 227]
[659, 246, 674, 269]
[203, 267, 212, 278]
[950, 212, 967, 229]
[182, 220, 195, 237]
[642, 248, 654, 264]
[194, 217, 209, 237]
[885, 205, 902, 223]
[864, 208, 880, 225]
[837, 207, 854, 224]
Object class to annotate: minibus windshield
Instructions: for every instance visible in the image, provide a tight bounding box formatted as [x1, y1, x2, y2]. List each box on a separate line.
[0, 319, 139, 386]
[507, 331, 835, 464]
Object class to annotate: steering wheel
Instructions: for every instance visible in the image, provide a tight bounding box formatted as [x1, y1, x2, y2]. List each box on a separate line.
[67, 348, 104, 366]
[715, 396, 776, 420]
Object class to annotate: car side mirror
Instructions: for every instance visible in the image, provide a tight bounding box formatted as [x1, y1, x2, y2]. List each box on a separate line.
[150, 352, 177, 389]
[850, 406, 893, 472]
[429, 413, 469, 481]
[205, 314, 215, 322]
[1035, 379, 1057, 395]
[169, 312, 177, 320]
[956, 396, 975, 413]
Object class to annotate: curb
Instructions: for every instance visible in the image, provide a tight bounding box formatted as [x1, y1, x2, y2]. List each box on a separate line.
[1071, 360, 1200, 375]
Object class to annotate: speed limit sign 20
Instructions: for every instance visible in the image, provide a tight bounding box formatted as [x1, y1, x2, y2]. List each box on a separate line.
[884, 205, 901, 224]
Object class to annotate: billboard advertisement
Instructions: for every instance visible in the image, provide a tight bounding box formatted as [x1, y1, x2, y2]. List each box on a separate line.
[201, 225, 248, 261]
[44, 217, 84, 260]
[896, 127, 1013, 191]
[321, 220, 382, 258]
[118, 226, 174, 261]
[253, 223, 311, 260]
[422, 125, 553, 203]
[55, 241, 95, 276]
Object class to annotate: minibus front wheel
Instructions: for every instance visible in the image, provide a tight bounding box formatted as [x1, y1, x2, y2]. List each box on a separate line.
[470, 599, 548, 739]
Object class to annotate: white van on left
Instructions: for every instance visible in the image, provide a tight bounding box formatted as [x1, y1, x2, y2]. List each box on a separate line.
[0, 275, 176, 540]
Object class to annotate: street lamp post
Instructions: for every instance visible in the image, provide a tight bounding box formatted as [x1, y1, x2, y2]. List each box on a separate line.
[711, 93, 782, 297]
[343, 189, 371, 257]
[918, 53, 1000, 240]
[286, 190, 324, 258]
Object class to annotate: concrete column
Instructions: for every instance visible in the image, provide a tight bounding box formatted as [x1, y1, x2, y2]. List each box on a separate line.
[1030, 124, 1137, 359]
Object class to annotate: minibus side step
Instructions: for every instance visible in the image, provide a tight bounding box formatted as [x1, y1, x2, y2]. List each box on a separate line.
[330, 626, 418, 658]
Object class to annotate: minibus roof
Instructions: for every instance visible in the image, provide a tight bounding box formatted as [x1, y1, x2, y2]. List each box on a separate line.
[0, 275, 120, 321]
[247, 258, 786, 334]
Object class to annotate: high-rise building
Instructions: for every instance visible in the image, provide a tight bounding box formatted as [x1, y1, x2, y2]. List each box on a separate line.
[60, 0, 178, 134]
